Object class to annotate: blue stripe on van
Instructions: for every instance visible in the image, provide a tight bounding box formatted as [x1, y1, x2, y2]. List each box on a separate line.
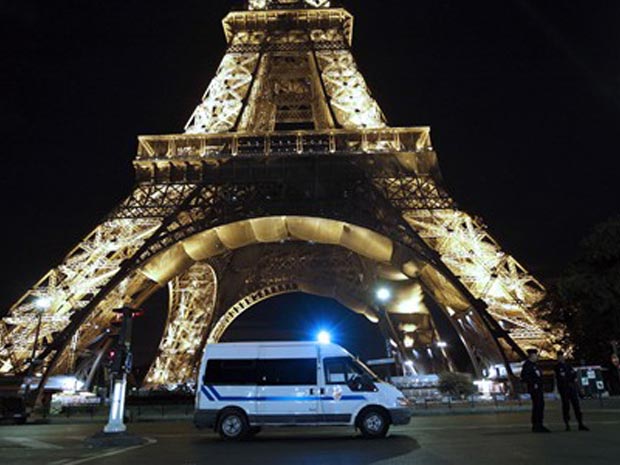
[204, 385, 366, 402]
[201, 385, 215, 401]
[340, 395, 367, 401]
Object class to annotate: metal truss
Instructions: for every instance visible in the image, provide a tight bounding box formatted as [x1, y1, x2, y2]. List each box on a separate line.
[0, 216, 160, 375]
[185, 53, 260, 134]
[146, 262, 217, 386]
[112, 184, 198, 219]
[315, 48, 387, 129]
[189, 5, 381, 132]
[407, 210, 554, 353]
[373, 175, 456, 211]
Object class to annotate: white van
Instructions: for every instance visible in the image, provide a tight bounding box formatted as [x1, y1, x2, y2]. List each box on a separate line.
[194, 342, 412, 439]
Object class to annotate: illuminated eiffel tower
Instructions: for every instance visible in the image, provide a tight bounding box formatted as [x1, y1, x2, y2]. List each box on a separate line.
[1, 0, 555, 389]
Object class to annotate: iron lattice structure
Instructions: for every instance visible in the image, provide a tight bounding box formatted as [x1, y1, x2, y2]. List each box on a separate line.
[1, 0, 556, 388]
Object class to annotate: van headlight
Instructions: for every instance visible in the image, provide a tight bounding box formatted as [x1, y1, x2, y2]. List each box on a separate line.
[397, 397, 411, 407]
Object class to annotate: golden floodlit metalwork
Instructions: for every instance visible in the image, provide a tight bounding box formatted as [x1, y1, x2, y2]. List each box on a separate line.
[1, 0, 556, 389]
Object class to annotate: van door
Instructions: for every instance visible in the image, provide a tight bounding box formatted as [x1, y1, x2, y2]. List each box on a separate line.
[256, 345, 320, 424]
[320, 356, 374, 423]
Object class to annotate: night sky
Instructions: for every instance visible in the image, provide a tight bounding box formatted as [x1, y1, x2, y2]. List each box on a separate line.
[2, 1, 620, 359]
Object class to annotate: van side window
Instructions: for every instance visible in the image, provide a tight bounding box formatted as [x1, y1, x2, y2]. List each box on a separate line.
[257, 359, 317, 385]
[204, 359, 257, 385]
[325, 357, 354, 384]
[324, 357, 379, 392]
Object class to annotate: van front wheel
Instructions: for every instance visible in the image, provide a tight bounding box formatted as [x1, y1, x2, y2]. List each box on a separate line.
[218, 408, 249, 440]
[358, 408, 389, 439]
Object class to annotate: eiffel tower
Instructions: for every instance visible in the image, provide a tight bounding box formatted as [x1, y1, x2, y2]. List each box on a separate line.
[1, 0, 555, 390]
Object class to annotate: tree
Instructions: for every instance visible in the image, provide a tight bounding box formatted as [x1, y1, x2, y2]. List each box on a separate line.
[541, 216, 620, 363]
[437, 372, 477, 398]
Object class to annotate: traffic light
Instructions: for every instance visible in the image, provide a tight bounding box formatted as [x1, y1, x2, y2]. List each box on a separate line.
[104, 347, 117, 370]
[104, 346, 132, 375]
[103, 307, 140, 376]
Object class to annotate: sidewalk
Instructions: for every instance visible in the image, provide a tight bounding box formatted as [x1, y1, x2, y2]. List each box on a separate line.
[30, 397, 620, 424]
[409, 397, 620, 416]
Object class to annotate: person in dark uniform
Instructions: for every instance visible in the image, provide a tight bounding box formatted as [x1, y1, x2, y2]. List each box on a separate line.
[521, 348, 550, 433]
[554, 351, 589, 431]
[606, 354, 620, 395]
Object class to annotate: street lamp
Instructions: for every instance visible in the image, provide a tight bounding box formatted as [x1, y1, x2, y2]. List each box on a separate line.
[375, 287, 391, 302]
[31, 297, 51, 363]
[35, 297, 52, 311]
[374, 286, 411, 377]
[24, 297, 51, 403]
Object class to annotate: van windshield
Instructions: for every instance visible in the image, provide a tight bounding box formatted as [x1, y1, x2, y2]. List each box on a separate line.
[353, 359, 381, 382]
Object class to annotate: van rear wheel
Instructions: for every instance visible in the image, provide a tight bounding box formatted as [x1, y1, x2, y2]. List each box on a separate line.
[218, 408, 249, 440]
[358, 408, 389, 439]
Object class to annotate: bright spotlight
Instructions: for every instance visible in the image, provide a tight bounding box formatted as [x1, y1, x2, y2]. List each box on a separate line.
[375, 287, 391, 302]
[35, 297, 52, 311]
[436, 341, 448, 349]
[317, 330, 331, 344]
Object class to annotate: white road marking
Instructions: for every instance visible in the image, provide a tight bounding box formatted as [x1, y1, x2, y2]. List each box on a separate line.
[54, 437, 156, 465]
[4, 437, 64, 450]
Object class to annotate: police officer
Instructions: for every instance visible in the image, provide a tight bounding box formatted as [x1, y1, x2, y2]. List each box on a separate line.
[521, 348, 550, 433]
[554, 351, 589, 431]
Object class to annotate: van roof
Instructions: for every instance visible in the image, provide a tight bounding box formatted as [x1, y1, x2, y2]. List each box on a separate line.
[204, 341, 351, 358]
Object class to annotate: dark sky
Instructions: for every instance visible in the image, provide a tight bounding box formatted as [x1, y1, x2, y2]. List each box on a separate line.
[2, 0, 620, 318]
[220, 293, 387, 362]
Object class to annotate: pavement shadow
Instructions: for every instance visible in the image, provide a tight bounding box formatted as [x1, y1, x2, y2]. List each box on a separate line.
[196, 433, 420, 465]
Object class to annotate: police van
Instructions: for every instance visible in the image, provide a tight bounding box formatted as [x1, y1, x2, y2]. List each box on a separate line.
[194, 342, 412, 439]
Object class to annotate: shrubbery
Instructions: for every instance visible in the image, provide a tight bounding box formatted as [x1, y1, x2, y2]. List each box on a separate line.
[437, 372, 477, 399]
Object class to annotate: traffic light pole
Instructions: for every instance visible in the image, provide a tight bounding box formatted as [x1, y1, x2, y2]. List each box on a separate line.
[104, 372, 128, 433]
[87, 307, 145, 447]
[104, 307, 133, 433]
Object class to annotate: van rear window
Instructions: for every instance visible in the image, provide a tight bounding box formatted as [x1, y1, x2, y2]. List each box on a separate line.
[204, 359, 257, 385]
[257, 359, 316, 386]
[204, 358, 317, 386]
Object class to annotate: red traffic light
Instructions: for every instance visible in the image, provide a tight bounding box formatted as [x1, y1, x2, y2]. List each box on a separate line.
[112, 307, 144, 317]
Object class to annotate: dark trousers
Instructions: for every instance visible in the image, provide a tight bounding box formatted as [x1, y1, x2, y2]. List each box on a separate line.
[559, 388, 583, 425]
[530, 389, 545, 426]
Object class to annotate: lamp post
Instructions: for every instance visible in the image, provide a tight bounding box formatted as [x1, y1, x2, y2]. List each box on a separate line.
[25, 297, 51, 404]
[31, 297, 51, 364]
[374, 287, 410, 377]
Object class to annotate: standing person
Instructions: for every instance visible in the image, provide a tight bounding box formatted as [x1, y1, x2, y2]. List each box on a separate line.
[521, 348, 550, 433]
[606, 354, 620, 395]
[554, 351, 589, 431]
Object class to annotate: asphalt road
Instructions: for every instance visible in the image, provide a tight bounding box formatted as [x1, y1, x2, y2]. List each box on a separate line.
[1, 407, 619, 465]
